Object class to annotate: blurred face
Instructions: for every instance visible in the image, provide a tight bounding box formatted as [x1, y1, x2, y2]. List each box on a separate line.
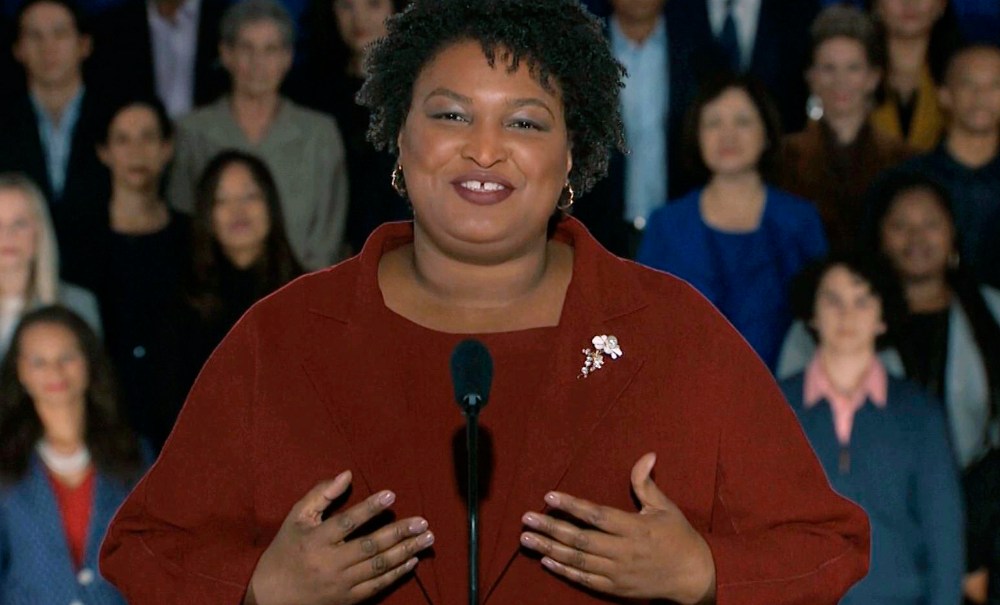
[13, 1, 91, 88]
[940, 48, 1000, 136]
[333, 0, 393, 57]
[807, 36, 880, 121]
[0, 188, 39, 273]
[698, 87, 768, 177]
[396, 40, 573, 262]
[609, 0, 667, 23]
[17, 322, 88, 434]
[880, 187, 954, 282]
[98, 105, 173, 191]
[211, 162, 271, 261]
[220, 19, 293, 99]
[813, 265, 885, 357]
[875, 0, 946, 39]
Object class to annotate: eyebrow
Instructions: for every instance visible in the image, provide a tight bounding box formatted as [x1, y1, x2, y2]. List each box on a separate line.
[423, 87, 556, 119]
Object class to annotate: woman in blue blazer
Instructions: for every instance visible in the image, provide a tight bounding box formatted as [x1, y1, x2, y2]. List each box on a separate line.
[637, 74, 827, 371]
[0, 306, 144, 604]
[780, 252, 964, 605]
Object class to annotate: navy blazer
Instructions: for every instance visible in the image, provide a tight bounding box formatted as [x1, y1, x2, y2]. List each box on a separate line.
[781, 374, 965, 605]
[0, 90, 111, 289]
[668, 0, 819, 134]
[89, 0, 228, 110]
[574, 5, 722, 258]
[0, 456, 132, 604]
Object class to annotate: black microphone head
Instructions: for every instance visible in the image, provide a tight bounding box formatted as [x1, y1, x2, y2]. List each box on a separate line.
[450, 339, 493, 414]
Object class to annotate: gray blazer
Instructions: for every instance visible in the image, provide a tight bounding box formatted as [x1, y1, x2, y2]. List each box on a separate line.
[167, 97, 348, 271]
[777, 286, 1000, 468]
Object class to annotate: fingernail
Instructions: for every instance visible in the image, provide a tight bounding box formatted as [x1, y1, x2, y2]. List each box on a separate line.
[418, 531, 435, 547]
[542, 557, 558, 570]
[406, 557, 418, 570]
[335, 470, 351, 482]
[544, 492, 560, 506]
[522, 513, 540, 528]
[379, 491, 395, 506]
[409, 518, 428, 534]
[520, 533, 537, 547]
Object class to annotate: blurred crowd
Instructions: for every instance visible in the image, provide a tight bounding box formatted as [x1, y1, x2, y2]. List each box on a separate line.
[0, 0, 997, 603]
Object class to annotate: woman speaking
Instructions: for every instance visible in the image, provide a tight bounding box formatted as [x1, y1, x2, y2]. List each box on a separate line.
[100, 1, 870, 604]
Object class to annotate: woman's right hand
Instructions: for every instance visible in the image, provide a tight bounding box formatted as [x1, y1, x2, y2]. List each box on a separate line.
[244, 471, 434, 605]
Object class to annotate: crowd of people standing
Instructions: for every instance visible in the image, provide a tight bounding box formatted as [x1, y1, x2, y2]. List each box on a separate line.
[0, 0, 996, 602]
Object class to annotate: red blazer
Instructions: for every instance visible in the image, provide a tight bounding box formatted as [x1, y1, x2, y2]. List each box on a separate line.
[100, 219, 869, 604]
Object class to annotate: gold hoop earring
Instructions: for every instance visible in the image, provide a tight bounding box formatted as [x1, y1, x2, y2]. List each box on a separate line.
[557, 183, 575, 211]
[391, 164, 406, 197]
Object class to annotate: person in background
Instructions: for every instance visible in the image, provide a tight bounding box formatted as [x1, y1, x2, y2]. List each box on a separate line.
[0, 0, 110, 287]
[872, 173, 1000, 603]
[638, 74, 828, 371]
[876, 43, 1000, 288]
[573, 0, 720, 258]
[168, 0, 348, 270]
[181, 150, 302, 385]
[89, 0, 228, 120]
[780, 251, 963, 605]
[669, 0, 821, 134]
[867, 0, 962, 151]
[94, 96, 190, 450]
[292, 0, 408, 253]
[0, 306, 143, 604]
[781, 4, 911, 251]
[0, 173, 100, 359]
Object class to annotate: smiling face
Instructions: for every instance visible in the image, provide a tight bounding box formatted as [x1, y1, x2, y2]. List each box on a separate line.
[17, 321, 89, 436]
[211, 161, 271, 262]
[14, 1, 91, 89]
[813, 264, 885, 357]
[697, 87, 768, 178]
[0, 188, 38, 274]
[99, 105, 173, 191]
[333, 0, 394, 57]
[940, 47, 1000, 137]
[808, 36, 881, 121]
[880, 187, 954, 282]
[396, 40, 572, 262]
[221, 19, 293, 99]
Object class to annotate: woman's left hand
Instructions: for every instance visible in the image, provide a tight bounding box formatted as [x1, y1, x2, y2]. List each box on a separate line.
[520, 453, 716, 605]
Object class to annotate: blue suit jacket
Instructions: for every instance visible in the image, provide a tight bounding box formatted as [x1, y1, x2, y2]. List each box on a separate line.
[781, 374, 965, 605]
[0, 456, 131, 604]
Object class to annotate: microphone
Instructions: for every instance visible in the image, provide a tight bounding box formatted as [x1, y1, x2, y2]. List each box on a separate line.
[450, 339, 493, 605]
[451, 339, 493, 415]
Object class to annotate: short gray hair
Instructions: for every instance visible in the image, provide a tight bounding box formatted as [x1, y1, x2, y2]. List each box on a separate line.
[220, 0, 296, 48]
[810, 4, 882, 67]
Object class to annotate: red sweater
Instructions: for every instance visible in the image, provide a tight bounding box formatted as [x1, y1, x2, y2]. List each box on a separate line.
[47, 467, 95, 569]
[101, 219, 869, 604]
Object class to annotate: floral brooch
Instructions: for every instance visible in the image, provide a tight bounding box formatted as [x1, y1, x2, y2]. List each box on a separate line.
[579, 335, 622, 378]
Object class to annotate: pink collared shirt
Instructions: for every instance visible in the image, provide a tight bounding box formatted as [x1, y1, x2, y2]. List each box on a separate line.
[804, 355, 887, 445]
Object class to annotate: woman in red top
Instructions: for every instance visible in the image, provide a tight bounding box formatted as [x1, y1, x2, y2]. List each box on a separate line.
[0, 306, 143, 603]
[101, 1, 871, 604]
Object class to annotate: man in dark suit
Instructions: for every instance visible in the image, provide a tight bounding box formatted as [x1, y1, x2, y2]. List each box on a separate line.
[0, 0, 109, 288]
[574, 0, 719, 258]
[89, 0, 227, 119]
[673, 0, 819, 134]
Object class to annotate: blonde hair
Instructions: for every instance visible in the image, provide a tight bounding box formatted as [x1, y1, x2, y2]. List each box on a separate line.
[0, 173, 59, 303]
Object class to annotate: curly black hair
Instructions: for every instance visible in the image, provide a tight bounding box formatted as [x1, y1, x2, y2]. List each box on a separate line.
[358, 0, 626, 196]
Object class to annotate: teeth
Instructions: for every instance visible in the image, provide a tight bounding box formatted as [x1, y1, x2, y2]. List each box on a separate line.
[460, 180, 506, 192]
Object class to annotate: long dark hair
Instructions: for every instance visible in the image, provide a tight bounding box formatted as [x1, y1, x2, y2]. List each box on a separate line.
[865, 0, 964, 84]
[301, 0, 407, 81]
[870, 172, 1000, 422]
[186, 150, 303, 320]
[0, 306, 142, 482]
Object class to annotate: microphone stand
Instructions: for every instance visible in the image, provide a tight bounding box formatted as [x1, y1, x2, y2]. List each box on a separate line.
[464, 395, 482, 605]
